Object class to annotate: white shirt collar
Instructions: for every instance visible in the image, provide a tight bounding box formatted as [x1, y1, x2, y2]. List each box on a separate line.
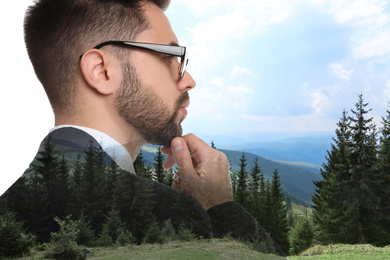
[50, 125, 135, 174]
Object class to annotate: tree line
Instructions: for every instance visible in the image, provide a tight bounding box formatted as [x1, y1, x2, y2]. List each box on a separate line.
[312, 93, 390, 247]
[1, 135, 289, 257]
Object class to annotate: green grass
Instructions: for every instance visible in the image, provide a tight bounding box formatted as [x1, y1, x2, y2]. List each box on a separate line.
[14, 240, 390, 260]
[288, 244, 390, 260]
[16, 239, 284, 260]
[291, 203, 312, 217]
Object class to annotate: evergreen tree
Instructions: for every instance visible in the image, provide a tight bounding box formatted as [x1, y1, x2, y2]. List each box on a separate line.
[374, 105, 390, 245]
[268, 169, 289, 253]
[248, 157, 261, 221]
[235, 152, 249, 207]
[312, 110, 352, 244]
[313, 94, 388, 246]
[76, 213, 95, 246]
[262, 179, 273, 233]
[348, 94, 379, 244]
[27, 135, 71, 241]
[103, 207, 125, 243]
[69, 141, 110, 234]
[289, 215, 314, 255]
[257, 168, 267, 227]
[134, 149, 152, 179]
[56, 155, 71, 218]
[113, 169, 156, 243]
[164, 168, 175, 186]
[153, 148, 166, 184]
[0, 211, 35, 258]
[211, 141, 216, 149]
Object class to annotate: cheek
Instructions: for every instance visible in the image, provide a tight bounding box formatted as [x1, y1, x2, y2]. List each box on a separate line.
[133, 52, 179, 108]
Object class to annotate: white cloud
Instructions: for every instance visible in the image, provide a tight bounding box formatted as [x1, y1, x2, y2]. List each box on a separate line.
[327, 0, 386, 24]
[384, 80, 390, 98]
[330, 63, 354, 81]
[353, 31, 390, 59]
[228, 86, 255, 95]
[230, 66, 252, 78]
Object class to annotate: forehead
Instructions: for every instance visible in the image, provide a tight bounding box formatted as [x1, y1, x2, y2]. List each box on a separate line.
[136, 2, 179, 45]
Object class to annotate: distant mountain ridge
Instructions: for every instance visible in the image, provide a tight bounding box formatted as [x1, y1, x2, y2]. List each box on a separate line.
[195, 133, 333, 166]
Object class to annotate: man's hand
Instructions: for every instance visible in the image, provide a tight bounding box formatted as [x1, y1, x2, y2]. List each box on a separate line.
[161, 134, 233, 211]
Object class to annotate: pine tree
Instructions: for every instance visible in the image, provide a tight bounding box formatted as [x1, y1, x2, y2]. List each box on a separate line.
[27, 135, 70, 241]
[374, 105, 390, 245]
[312, 109, 352, 244]
[348, 94, 379, 244]
[257, 169, 267, 227]
[56, 155, 71, 218]
[134, 149, 152, 179]
[211, 141, 216, 149]
[268, 169, 289, 253]
[113, 169, 156, 243]
[235, 152, 248, 207]
[312, 94, 387, 246]
[69, 141, 110, 234]
[153, 148, 166, 184]
[248, 157, 261, 221]
[164, 169, 175, 186]
[289, 213, 314, 255]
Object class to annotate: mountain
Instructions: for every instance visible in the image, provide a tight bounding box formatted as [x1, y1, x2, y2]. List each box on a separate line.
[140, 145, 322, 206]
[210, 135, 334, 166]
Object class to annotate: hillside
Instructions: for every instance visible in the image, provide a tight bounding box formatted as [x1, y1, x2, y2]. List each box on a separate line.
[141, 145, 322, 206]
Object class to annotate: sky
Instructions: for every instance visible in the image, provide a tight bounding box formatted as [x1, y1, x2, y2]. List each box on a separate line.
[1, 0, 390, 194]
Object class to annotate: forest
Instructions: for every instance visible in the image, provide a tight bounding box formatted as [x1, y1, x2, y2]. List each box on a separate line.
[0, 94, 389, 259]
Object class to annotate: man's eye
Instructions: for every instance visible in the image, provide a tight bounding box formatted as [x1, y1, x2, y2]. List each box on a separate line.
[163, 55, 174, 63]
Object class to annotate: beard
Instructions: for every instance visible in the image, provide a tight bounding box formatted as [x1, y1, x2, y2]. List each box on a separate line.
[115, 61, 189, 147]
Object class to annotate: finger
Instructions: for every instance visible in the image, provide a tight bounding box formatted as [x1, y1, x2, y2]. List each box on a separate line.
[171, 137, 198, 185]
[162, 153, 176, 169]
[180, 134, 212, 165]
[161, 146, 172, 155]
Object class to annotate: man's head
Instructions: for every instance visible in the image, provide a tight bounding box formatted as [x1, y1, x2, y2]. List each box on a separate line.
[24, 0, 170, 114]
[25, 0, 196, 147]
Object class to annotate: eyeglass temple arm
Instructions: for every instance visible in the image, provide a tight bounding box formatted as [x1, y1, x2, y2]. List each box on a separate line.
[94, 41, 185, 56]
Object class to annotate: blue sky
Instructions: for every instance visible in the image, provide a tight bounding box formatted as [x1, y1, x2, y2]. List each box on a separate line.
[167, 0, 390, 139]
[1, 0, 390, 193]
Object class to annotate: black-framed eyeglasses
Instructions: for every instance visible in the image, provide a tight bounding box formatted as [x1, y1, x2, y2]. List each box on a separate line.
[80, 41, 189, 79]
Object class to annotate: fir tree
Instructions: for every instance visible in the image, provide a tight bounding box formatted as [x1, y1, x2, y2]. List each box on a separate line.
[69, 141, 110, 234]
[268, 169, 289, 253]
[113, 169, 156, 243]
[134, 149, 152, 179]
[312, 109, 352, 244]
[235, 152, 248, 207]
[27, 135, 70, 241]
[248, 157, 261, 221]
[153, 148, 166, 184]
[164, 169, 175, 186]
[289, 215, 314, 255]
[348, 94, 379, 244]
[374, 105, 390, 245]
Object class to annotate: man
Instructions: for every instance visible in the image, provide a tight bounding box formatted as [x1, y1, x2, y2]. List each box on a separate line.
[0, 0, 283, 256]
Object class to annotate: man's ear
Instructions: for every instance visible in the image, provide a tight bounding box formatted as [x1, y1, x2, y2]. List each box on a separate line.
[79, 50, 118, 95]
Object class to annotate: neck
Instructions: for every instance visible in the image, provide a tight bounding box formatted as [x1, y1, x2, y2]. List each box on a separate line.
[55, 114, 146, 160]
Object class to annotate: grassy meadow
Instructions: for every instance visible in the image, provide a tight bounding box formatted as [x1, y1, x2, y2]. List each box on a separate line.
[11, 239, 390, 260]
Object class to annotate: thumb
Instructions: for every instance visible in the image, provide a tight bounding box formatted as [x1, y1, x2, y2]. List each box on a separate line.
[171, 138, 198, 187]
[171, 137, 194, 171]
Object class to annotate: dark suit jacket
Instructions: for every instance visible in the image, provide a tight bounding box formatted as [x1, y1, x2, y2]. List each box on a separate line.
[0, 127, 284, 256]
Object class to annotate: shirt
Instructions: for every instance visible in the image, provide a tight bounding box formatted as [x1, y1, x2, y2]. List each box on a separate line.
[50, 125, 135, 174]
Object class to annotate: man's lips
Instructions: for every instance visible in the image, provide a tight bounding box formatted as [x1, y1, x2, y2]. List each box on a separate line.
[179, 100, 190, 116]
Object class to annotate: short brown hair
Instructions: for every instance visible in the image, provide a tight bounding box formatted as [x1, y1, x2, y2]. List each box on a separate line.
[24, 0, 170, 114]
